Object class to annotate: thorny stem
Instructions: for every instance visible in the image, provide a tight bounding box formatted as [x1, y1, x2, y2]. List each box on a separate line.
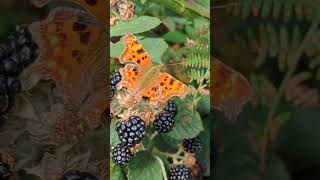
[150, 131, 158, 140]
[212, 3, 237, 9]
[260, 17, 320, 171]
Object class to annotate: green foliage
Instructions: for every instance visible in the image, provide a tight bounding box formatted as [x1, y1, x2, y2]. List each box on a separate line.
[166, 99, 204, 140]
[110, 16, 161, 37]
[128, 151, 164, 180]
[181, 19, 210, 84]
[233, 0, 318, 21]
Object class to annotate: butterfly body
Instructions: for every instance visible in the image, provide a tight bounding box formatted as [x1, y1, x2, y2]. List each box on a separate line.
[136, 65, 161, 92]
[118, 33, 189, 105]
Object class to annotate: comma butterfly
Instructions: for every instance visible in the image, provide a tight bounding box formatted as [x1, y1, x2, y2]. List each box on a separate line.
[212, 58, 254, 121]
[29, 1, 109, 125]
[117, 33, 189, 105]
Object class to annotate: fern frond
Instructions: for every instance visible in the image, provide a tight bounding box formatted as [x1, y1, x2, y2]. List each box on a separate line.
[242, 23, 319, 70]
[233, 0, 318, 21]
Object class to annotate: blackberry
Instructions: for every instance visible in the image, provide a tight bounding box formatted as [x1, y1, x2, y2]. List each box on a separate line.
[0, 94, 10, 114]
[164, 100, 178, 117]
[112, 143, 135, 165]
[0, 75, 7, 93]
[182, 137, 201, 153]
[81, 172, 98, 180]
[168, 164, 191, 180]
[153, 111, 175, 133]
[110, 69, 121, 99]
[110, 85, 115, 99]
[116, 116, 146, 147]
[0, 44, 10, 59]
[62, 170, 82, 180]
[7, 77, 21, 95]
[19, 43, 40, 66]
[2, 57, 23, 76]
[0, 161, 11, 180]
[110, 69, 122, 86]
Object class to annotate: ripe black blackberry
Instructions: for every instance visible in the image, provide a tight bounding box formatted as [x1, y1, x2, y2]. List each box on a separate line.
[164, 100, 178, 117]
[62, 170, 82, 180]
[81, 172, 99, 180]
[110, 69, 121, 99]
[110, 85, 115, 99]
[182, 137, 201, 153]
[112, 143, 135, 165]
[153, 111, 175, 133]
[116, 116, 146, 147]
[110, 69, 122, 86]
[0, 24, 40, 116]
[7, 77, 21, 95]
[0, 161, 11, 180]
[168, 164, 191, 180]
[0, 94, 10, 114]
[18, 42, 39, 66]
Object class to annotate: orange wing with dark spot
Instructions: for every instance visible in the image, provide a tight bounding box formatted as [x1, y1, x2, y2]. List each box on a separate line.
[71, 0, 108, 24]
[119, 33, 153, 70]
[155, 73, 189, 103]
[118, 64, 142, 94]
[29, 7, 103, 106]
[137, 86, 161, 104]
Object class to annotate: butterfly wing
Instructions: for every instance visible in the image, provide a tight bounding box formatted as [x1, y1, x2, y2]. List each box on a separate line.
[119, 33, 153, 70]
[28, 7, 105, 106]
[212, 58, 254, 121]
[154, 72, 189, 103]
[118, 64, 143, 95]
[71, 0, 108, 25]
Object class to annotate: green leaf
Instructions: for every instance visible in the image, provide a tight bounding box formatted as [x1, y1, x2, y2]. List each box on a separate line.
[110, 16, 161, 37]
[166, 99, 204, 140]
[163, 31, 187, 44]
[110, 160, 125, 180]
[309, 55, 320, 69]
[110, 121, 120, 147]
[110, 42, 124, 58]
[140, 38, 168, 64]
[128, 151, 164, 180]
[163, 17, 176, 31]
[197, 96, 210, 115]
[196, 117, 210, 176]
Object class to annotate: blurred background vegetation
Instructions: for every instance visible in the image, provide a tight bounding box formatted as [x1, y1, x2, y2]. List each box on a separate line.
[213, 0, 320, 180]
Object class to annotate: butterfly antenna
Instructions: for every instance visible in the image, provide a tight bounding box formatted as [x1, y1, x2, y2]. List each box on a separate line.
[163, 61, 185, 67]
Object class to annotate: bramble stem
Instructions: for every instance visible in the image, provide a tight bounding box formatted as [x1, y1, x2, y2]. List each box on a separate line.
[150, 131, 158, 140]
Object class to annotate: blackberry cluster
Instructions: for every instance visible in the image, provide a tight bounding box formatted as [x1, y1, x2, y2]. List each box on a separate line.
[182, 137, 201, 153]
[0, 161, 11, 180]
[110, 69, 122, 99]
[62, 170, 98, 180]
[168, 164, 191, 180]
[0, 25, 39, 115]
[111, 143, 135, 165]
[112, 116, 146, 165]
[153, 100, 178, 133]
[116, 116, 146, 147]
